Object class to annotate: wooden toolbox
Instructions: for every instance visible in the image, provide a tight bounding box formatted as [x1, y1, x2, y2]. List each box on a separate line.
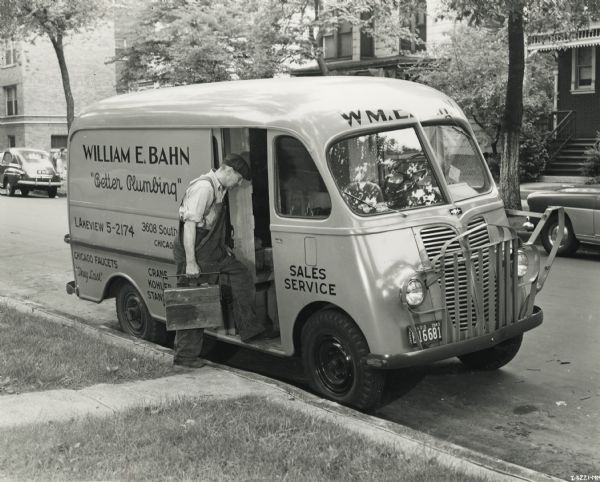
[164, 274, 224, 331]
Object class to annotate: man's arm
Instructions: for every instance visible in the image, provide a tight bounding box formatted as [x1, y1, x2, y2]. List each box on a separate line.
[183, 220, 200, 276]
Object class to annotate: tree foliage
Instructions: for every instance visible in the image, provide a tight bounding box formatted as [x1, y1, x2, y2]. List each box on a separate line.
[439, 0, 600, 208]
[118, 0, 296, 87]
[412, 25, 553, 157]
[0, 0, 113, 129]
[117, 0, 424, 88]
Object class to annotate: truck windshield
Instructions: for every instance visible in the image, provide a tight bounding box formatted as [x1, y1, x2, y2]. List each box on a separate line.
[422, 124, 490, 201]
[328, 126, 444, 215]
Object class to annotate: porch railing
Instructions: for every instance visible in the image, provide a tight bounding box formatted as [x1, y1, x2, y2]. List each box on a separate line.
[543, 110, 575, 161]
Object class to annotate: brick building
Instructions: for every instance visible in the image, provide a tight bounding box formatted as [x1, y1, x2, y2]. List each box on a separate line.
[0, 24, 117, 152]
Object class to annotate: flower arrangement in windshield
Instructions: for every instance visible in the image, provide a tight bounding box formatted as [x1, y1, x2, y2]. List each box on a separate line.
[330, 128, 443, 215]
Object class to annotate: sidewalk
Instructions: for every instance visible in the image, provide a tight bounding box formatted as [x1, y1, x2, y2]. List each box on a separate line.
[0, 297, 561, 482]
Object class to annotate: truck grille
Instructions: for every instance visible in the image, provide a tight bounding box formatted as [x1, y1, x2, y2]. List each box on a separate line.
[419, 218, 518, 341]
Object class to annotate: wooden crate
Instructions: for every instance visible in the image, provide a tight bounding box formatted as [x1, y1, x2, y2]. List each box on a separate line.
[164, 284, 224, 331]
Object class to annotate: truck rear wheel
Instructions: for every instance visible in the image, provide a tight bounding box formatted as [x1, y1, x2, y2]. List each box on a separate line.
[116, 282, 167, 344]
[20, 188, 29, 197]
[48, 187, 58, 198]
[301, 309, 385, 410]
[458, 334, 523, 370]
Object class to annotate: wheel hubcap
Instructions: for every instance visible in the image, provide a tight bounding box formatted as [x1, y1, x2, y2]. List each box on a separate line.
[549, 225, 568, 247]
[124, 294, 144, 332]
[315, 335, 354, 395]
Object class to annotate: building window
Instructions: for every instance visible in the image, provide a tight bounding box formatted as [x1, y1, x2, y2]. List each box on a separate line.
[2, 40, 16, 66]
[360, 12, 374, 58]
[400, 11, 427, 53]
[323, 21, 353, 59]
[4, 86, 17, 116]
[51, 135, 68, 149]
[8, 135, 15, 147]
[571, 47, 595, 92]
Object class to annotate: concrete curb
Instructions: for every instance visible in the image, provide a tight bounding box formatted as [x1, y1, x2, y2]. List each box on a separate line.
[0, 295, 562, 482]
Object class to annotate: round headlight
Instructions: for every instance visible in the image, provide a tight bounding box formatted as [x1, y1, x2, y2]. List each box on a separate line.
[517, 249, 528, 278]
[404, 278, 425, 307]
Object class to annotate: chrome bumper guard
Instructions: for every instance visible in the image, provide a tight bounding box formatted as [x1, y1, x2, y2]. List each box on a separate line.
[505, 206, 565, 292]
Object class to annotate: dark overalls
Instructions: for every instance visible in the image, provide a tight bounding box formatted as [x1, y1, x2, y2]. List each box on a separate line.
[172, 175, 263, 364]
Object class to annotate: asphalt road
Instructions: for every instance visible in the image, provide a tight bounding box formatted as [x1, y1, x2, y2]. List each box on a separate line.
[1, 193, 598, 479]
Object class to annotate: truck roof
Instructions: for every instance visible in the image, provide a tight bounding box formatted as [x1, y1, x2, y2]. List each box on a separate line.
[72, 77, 466, 150]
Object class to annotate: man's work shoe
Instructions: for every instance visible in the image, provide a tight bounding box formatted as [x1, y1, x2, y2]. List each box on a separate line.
[173, 358, 206, 369]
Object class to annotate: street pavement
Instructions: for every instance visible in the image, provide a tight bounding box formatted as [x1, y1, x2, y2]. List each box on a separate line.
[0, 192, 598, 480]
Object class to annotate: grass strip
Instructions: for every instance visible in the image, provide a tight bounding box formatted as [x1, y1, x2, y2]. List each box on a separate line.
[0, 395, 490, 481]
[0, 303, 173, 394]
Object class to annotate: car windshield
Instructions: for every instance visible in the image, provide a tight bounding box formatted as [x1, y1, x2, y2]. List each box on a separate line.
[17, 150, 53, 168]
[422, 124, 490, 201]
[328, 126, 444, 215]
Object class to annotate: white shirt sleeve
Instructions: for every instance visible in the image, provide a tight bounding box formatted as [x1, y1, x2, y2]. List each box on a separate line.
[181, 181, 212, 224]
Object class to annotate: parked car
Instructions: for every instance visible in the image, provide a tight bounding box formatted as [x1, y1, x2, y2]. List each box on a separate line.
[527, 185, 600, 255]
[0, 148, 62, 198]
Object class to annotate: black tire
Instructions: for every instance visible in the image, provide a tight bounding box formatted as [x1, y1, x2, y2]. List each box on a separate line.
[6, 179, 15, 196]
[301, 309, 386, 410]
[20, 188, 29, 197]
[458, 334, 523, 370]
[115, 282, 167, 344]
[541, 215, 578, 256]
[47, 187, 58, 198]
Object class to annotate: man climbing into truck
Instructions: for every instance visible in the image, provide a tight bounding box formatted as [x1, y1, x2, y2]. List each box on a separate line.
[172, 153, 277, 368]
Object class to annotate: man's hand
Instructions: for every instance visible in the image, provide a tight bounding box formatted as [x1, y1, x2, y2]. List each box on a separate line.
[186, 262, 201, 277]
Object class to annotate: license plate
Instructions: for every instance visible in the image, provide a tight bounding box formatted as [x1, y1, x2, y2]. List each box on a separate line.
[408, 321, 442, 346]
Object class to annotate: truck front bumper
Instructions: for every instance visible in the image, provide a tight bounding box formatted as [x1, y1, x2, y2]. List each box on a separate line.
[365, 305, 543, 369]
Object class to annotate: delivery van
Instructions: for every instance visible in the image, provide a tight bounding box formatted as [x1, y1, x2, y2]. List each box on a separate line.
[66, 77, 562, 409]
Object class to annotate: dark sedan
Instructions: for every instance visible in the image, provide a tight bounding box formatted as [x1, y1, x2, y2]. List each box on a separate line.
[0, 148, 62, 198]
[527, 185, 600, 255]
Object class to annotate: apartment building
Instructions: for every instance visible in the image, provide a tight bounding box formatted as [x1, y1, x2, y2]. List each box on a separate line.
[0, 25, 117, 152]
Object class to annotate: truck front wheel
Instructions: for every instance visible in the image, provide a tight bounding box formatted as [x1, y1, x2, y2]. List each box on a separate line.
[116, 282, 167, 344]
[458, 334, 523, 370]
[301, 309, 385, 410]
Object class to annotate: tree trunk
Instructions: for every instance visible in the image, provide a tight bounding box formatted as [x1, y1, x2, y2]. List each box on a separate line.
[313, 0, 329, 75]
[499, 0, 525, 210]
[50, 33, 75, 131]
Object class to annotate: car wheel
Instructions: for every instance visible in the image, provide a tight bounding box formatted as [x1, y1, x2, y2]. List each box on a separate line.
[20, 188, 30, 197]
[47, 187, 58, 198]
[115, 281, 167, 344]
[458, 334, 523, 370]
[6, 179, 15, 196]
[302, 309, 386, 410]
[541, 215, 579, 256]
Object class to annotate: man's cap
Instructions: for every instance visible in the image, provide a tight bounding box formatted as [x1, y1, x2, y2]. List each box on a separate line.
[223, 153, 251, 181]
